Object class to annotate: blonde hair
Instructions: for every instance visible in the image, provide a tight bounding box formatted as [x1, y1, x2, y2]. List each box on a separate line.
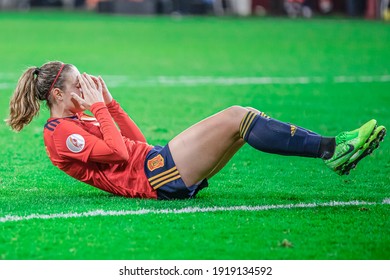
[6, 61, 72, 131]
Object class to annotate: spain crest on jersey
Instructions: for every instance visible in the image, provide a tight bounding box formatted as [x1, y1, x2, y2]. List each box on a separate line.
[147, 154, 164, 171]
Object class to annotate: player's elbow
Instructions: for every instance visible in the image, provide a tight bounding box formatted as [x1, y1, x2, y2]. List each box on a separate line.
[118, 151, 130, 162]
[112, 149, 129, 163]
[137, 135, 147, 143]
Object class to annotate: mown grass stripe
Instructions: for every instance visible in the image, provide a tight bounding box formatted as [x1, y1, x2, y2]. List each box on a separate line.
[1, 75, 390, 89]
[1, 199, 388, 224]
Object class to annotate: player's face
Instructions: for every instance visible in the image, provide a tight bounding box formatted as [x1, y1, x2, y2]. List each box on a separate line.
[62, 66, 83, 113]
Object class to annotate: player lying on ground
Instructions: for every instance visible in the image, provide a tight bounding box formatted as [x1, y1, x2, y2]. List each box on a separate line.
[7, 61, 386, 200]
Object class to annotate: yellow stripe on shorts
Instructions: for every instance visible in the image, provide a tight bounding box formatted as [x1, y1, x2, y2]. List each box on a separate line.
[148, 166, 182, 190]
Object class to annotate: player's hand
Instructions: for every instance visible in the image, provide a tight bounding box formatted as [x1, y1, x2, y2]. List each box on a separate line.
[71, 73, 104, 111]
[89, 75, 113, 105]
[99, 76, 113, 105]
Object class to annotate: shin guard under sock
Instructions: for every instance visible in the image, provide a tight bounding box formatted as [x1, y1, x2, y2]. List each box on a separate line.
[240, 111, 322, 158]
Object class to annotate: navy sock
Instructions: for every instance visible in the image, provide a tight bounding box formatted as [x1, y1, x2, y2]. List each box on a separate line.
[319, 137, 336, 159]
[240, 111, 323, 158]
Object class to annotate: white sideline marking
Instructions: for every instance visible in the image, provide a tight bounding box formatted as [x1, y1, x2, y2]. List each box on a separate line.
[0, 74, 390, 89]
[1, 199, 388, 224]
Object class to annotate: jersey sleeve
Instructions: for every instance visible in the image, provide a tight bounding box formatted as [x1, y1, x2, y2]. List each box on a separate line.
[106, 99, 146, 142]
[53, 102, 129, 164]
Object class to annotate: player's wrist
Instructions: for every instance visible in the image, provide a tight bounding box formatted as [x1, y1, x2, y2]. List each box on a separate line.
[90, 102, 107, 114]
[105, 96, 114, 105]
[106, 98, 117, 108]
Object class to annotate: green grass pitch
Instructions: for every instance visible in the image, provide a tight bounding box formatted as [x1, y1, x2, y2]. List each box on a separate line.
[0, 11, 389, 260]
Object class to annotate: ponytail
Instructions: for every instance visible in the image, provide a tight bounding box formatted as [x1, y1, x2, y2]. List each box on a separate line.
[6, 61, 70, 132]
[6, 67, 41, 132]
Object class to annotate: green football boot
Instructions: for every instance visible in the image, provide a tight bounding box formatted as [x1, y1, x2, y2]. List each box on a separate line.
[341, 125, 386, 175]
[324, 119, 381, 175]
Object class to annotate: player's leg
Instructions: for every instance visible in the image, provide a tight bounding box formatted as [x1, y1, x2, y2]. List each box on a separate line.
[169, 106, 332, 186]
[169, 105, 385, 186]
[205, 107, 259, 180]
[238, 111, 385, 175]
[205, 138, 245, 180]
[169, 106, 248, 187]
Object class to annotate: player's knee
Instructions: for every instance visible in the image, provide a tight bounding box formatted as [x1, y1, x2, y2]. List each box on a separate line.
[226, 106, 262, 118]
[245, 107, 261, 115]
[225, 106, 248, 120]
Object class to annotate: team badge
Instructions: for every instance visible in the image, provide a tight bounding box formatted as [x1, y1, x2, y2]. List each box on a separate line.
[66, 134, 85, 153]
[290, 125, 297, 137]
[147, 154, 164, 171]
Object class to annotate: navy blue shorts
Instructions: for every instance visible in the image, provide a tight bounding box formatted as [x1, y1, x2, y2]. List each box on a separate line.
[144, 145, 208, 200]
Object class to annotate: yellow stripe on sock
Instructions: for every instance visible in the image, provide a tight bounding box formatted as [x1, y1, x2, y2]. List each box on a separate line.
[240, 111, 252, 138]
[241, 112, 256, 139]
[239, 111, 251, 137]
[260, 112, 270, 119]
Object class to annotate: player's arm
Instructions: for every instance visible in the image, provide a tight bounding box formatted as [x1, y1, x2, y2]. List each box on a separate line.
[97, 76, 146, 142]
[106, 99, 146, 142]
[54, 102, 129, 164]
[89, 102, 130, 162]
[55, 73, 129, 164]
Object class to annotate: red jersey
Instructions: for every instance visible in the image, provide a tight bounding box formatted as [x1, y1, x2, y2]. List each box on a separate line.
[43, 100, 157, 199]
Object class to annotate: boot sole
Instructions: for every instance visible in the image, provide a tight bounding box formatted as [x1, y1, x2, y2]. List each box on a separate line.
[336, 126, 386, 175]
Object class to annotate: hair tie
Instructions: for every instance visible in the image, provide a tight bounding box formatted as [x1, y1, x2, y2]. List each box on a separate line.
[33, 68, 40, 76]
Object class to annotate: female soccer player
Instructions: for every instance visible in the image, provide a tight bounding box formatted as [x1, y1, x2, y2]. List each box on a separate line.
[7, 61, 386, 200]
